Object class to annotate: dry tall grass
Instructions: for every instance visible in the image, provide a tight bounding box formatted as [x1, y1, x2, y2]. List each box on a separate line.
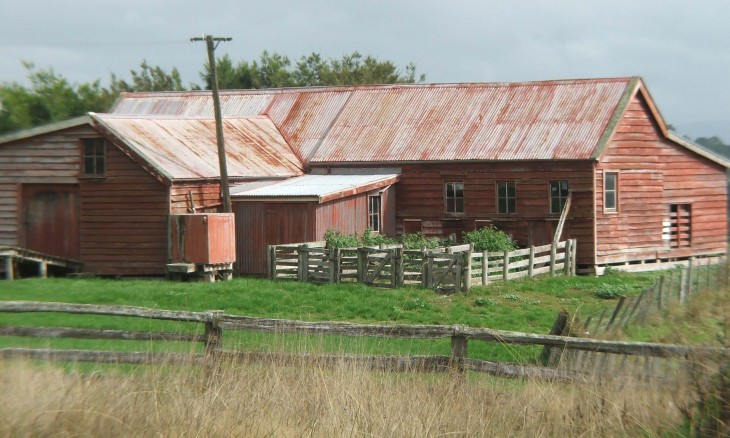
[1, 355, 688, 437]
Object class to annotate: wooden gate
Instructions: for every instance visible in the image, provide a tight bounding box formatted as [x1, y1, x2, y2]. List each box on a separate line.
[22, 184, 80, 259]
[357, 247, 401, 288]
[424, 251, 464, 292]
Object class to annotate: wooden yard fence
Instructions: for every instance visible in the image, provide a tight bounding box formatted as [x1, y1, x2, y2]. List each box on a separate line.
[267, 239, 577, 292]
[552, 253, 728, 378]
[1, 298, 727, 383]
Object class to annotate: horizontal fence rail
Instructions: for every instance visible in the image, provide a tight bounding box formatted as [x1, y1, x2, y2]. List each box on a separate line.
[2, 300, 727, 383]
[267, 239, 577, 292]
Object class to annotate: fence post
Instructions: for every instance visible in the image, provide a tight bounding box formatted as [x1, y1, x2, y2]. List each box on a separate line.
[424, 250, 434, 289]
[540, 309, 569, 366]
[481, 251, 489, 286]
[204, 310, 223, 356]
[503, 250, 509, 280]
[563, 240, 571, 274]
[396, 247, 404, 287]
[528, 245, 535, 277]
[329, 248, 338, 284]
[267, 245, 275, 280]
[357, 248, 366, 283]
[298, 244, 309, 282]
[679, 267, 688, 304]
[4, 256, 13, 281]
[550, 241, 557, 276]
[463, 244, 473, 292]
[450, 330, 468, 372]
[571, 239, 578, 276]
[686, 257, 695, 297]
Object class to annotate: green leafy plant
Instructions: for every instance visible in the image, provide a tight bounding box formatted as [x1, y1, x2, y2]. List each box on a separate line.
[324, 229, 359, 248]
[474, 296, 498, 307]
[400, 232, 442, 250]
[592, 283, 630, 299]
[463, 226, 518, 253]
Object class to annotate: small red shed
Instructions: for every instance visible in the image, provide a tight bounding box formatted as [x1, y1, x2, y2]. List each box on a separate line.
[231, 171, 400, 274]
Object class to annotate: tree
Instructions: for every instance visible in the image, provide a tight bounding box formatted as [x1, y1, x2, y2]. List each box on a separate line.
[695, 136, 730, 159]
[201, 50, 425, 90]
[0, 61, 188, 135]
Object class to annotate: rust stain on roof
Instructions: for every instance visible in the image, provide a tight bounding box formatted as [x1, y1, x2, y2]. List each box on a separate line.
[111, 78, 636, 165]
[92, 114, 304, 180]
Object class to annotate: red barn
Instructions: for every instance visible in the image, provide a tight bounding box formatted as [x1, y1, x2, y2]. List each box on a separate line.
[1, 77, 726, 276]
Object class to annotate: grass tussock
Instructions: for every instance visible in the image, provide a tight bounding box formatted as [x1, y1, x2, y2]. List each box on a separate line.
[0, 357, 688, 437]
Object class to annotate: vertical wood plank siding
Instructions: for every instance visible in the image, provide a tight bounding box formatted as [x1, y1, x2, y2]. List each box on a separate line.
[391, 162, 596, 265]
[234, 202, 315, 275]
[0, 126, 92, 247]
[314, 194, 368, 240]
[79, 145, 169, 275]
[170, 182, 222, 214]
[596, 94, 728, 263]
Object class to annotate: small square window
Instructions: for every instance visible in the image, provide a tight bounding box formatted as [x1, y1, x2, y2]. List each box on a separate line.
[445, 182, 464, 214]
[83, 138, 106, 176]
[497, 181, 516, 213]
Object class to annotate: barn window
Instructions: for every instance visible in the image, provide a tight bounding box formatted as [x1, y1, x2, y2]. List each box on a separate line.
[550, 180, 569, 213]
[669, 204, 691, 247]
[497, 181, 516, 213]
[83, 138, 106, 176]
[445, 182, 464, 214]
[604, 172, 618, 212]
[368, 195, 381, 232]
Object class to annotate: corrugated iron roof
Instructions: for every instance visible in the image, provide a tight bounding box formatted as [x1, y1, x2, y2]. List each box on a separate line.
[311, 79, 633, 162]
[230, 172, 400, 202]
[91, 114, 304, 180]
[112, 78, 635, 163]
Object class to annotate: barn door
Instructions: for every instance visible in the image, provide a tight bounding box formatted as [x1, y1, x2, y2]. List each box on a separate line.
[22, 184, 80, 259]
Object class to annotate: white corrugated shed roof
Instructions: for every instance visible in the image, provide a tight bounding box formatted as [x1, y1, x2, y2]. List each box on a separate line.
[230, 172, 400, 203]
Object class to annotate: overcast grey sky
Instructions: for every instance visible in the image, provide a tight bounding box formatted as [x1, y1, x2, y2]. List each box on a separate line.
[1, 0, 728, 140]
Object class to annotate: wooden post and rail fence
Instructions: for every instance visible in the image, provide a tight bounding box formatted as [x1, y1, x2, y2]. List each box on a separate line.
[267, 239, 578, 292]
[1, 298, 727, 382]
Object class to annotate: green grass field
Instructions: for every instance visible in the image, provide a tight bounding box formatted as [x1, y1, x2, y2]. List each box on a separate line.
[0, 271, 659, 363]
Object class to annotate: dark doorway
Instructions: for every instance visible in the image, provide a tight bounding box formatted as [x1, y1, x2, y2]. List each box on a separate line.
[22, 184, 80, 259]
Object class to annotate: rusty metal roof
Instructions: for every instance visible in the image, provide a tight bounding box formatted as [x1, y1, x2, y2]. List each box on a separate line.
[230, 171, 400, 203]
[91, 114, 304, 181]
[111, 78, 637, 164]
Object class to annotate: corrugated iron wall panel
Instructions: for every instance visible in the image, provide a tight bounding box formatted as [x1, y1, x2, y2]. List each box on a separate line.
[314, 194, 368, 240]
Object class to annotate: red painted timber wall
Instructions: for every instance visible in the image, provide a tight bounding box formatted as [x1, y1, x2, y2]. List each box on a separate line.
[391, 161, 596, 265]
[79, 144, 169, 275]
[596, 94, 728, 264]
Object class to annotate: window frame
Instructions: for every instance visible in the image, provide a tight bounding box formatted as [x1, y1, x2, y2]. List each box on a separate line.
[549, 180, 569, 214]
[444, 181, 465, 214]
[368, 194, 381, 233]
[603, 172, 618, 213]
[81, 138, 106, 177]
[496, 180, 516, 214]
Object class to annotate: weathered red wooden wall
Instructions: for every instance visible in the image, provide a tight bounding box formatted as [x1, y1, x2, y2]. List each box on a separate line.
[234, 201, 315, 275]
[314, 193, 368, 240]
[391, 162, 596, 264]
[170, 181, 222, 214]
[79, 144, 169, 275]
[596, 93, 728, 264]
[0, 125, 92, 250]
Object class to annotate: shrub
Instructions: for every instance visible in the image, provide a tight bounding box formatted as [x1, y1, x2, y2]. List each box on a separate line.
[474, 296, 498, 307]
[324, 229, 359, 248]
[463, 226, 518, 253]
[400, 232, 442, 250]
[592, 283, 630, 299]
[324, 229, 441, 249]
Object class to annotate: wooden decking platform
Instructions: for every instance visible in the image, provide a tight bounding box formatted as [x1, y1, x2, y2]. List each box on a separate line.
[1, 247, 83, 280]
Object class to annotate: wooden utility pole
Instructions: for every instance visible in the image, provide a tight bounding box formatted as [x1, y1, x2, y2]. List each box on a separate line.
[191, 35, 233, 213]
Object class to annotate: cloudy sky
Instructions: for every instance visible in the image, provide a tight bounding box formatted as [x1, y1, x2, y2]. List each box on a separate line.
[1, 0, 728, 140]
